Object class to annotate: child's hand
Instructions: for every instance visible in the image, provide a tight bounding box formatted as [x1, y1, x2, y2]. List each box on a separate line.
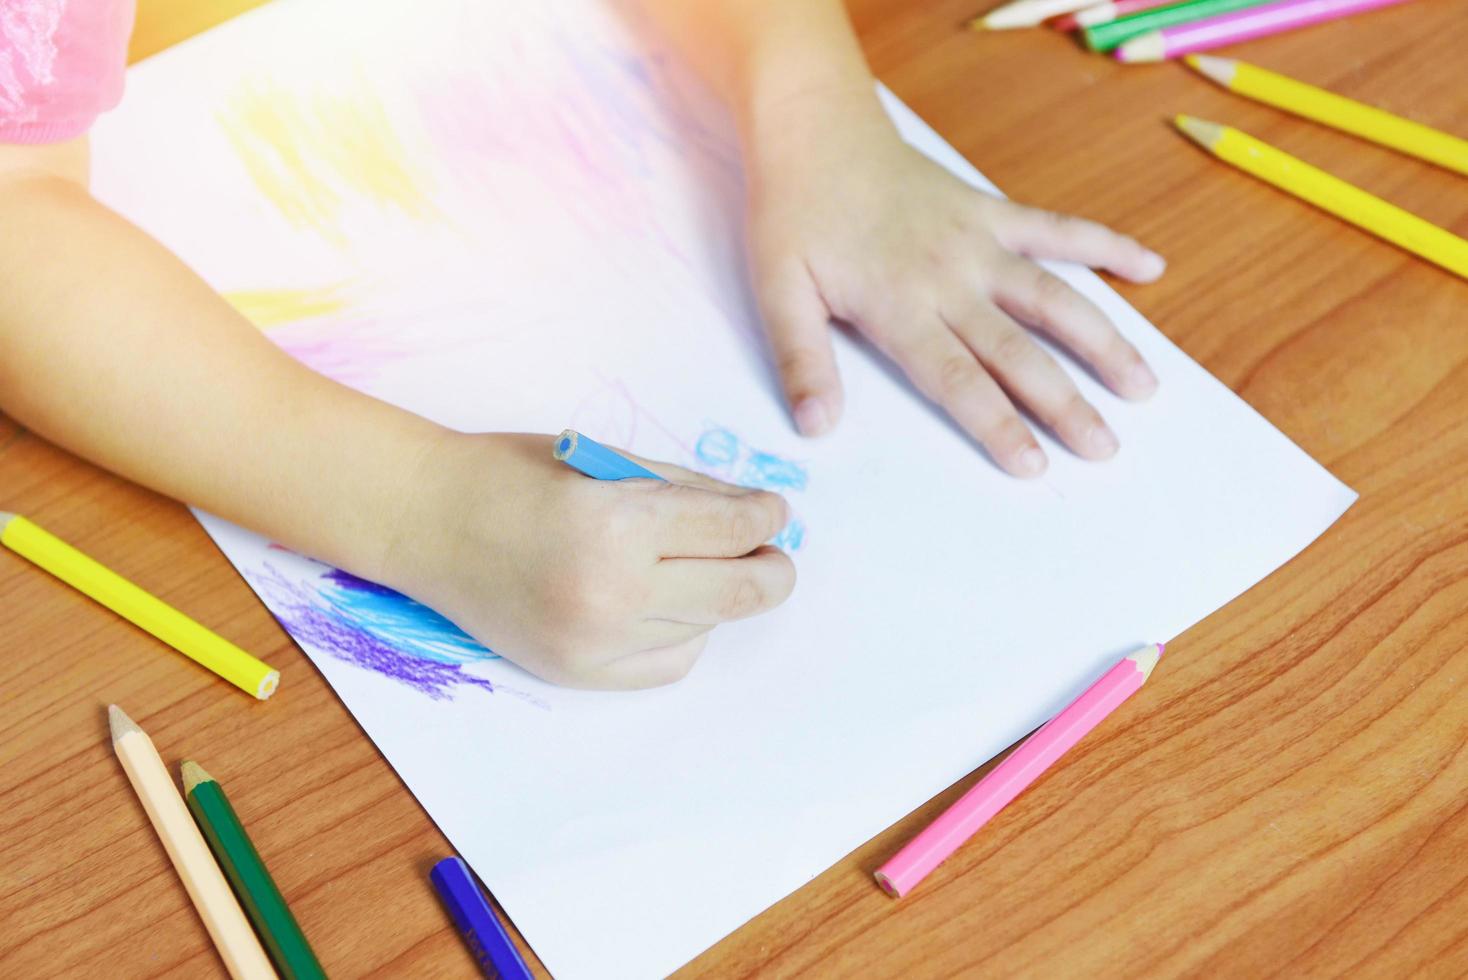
[389, 432, 796, 689]
[744, 89, 1165, 477]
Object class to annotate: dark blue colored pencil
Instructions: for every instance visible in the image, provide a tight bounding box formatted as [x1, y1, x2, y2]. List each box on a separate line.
[429, 857, 533, 980]
[553, 429, 665, 482]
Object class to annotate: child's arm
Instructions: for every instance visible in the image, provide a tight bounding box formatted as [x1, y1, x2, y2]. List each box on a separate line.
[0, 140, 793, 688]
[642, 0, 1165, 477]
[0, 139, 440, 577]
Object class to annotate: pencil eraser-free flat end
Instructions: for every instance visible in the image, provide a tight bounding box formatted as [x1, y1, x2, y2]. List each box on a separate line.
[874, 871, 903, 899]
[553, 430, 578, 461]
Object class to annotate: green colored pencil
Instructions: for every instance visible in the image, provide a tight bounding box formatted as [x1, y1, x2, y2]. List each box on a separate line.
[183, 761, 326, 980]
[1084, 0, 1275, 50]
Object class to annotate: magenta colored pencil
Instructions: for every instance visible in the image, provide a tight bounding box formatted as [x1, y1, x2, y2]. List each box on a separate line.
[1114, 0, 1414, 61]
[874, 643, 1164, 898]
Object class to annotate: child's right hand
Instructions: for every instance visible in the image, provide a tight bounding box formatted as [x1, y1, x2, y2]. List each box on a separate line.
[386, 432, 797, 689]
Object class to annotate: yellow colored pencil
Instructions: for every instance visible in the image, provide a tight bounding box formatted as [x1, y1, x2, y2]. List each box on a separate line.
[109, 706, 277, 980]
[0, 513, 278, 699]
[1175, 116, 1468, 281]
[1187, 56, 1468, 177]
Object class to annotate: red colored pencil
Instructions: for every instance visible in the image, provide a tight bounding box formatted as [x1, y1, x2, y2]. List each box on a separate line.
[1052, 0, 1179, 30]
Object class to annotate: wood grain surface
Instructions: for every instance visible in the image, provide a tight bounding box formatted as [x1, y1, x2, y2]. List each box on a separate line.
[4, 0, 1465, 976]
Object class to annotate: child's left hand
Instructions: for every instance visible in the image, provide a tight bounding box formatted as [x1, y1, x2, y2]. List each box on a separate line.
[743, 87, 1165, 478]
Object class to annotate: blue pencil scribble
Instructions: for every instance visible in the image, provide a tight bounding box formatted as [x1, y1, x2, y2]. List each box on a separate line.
[693, 425, 810, 550]
[771, 520, 805, 551]
[694, 427, 740, 467]
[248, 560, 543, 706]
[741, 451, 807, 492]
[316, 568, 497, 667]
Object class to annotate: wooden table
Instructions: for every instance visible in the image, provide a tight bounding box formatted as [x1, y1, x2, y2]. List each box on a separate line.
[4, 1, 1465, 976]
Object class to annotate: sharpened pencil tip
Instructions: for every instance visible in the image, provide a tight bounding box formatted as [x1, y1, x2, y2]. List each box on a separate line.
[180, 760, 213, 794]
[1129, 643, 1164, 680]
[108, 704, 142, 741]
[552, 429, 579, 461]
[1175, 115, 1225, 150]
[1186, 54, 1236, 86]
[1115, 31, 1164, 63]
[0, 511, 15, 533]
[976, 3, 1040, 30]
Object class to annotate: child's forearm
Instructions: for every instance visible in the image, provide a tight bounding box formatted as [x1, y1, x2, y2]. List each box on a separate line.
[640, 0, 883, 144]
[0, 157, 446, 581]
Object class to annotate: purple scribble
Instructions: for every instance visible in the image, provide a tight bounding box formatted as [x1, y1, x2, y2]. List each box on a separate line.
[246, 562, 542, 704]
[321, 566, 399, 597]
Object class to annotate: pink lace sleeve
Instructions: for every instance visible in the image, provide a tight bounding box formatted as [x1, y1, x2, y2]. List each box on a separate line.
[0, 0, 136, 144]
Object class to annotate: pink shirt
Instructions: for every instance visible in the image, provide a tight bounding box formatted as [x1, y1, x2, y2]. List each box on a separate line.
[0, 0, 135, 144]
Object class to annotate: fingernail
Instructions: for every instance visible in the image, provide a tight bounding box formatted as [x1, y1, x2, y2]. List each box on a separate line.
[1089, 424, 1119, 456]
[794, 398, 830, 437]
[1018, 447, 1047, 476]
[1128, 361, 1158, 395]
[1140, 251, 1167, 280]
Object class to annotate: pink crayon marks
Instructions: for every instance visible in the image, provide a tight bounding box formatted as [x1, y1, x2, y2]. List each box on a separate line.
[411, 15, 762, 349]
[268, 316, 413, 388]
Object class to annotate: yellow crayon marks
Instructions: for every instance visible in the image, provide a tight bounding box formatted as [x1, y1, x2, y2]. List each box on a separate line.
[315, 92, 437, 220]
[219, 84, 438, 243]
[224, 285, 349, 329]
[221, 90, 341, 236]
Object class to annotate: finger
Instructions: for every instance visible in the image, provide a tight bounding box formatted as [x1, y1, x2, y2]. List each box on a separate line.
[573, 635, 710, 690]
[637, 618, 716, 649]
[756, 262, 844, 436]
[650, 546, 796, 624]
[889, 326, 1047, 477]
[991, 256, 1157, 400]
[946, 300, 1118, 461]
[990, 203, 1167, 283]
[619, 453, 752, 496]
[652, 483, 790, 557]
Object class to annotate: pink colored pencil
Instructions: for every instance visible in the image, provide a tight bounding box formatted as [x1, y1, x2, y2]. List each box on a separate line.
[1114, 0, 1414, 62]
[1052, 0, 1177, 32]
[874, 643, 1163, 898]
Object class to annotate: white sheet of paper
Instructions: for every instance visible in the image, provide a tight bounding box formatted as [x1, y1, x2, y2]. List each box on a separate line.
[90, 1, 1356, 976]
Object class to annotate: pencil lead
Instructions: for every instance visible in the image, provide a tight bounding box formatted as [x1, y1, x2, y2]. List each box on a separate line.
[1175, 115, 1226, 150]
[1129, 643, 1163, 679]
[977, 3, 1040, 31]
[1115, 31, 1165, 63]
[1186, 54, 1237, 86]
[108, 704, 142, 741]
[181, 760, 213, 794]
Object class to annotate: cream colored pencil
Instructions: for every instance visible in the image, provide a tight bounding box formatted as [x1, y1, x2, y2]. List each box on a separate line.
[975, 0, 1096, 29]
[109, 706, 276, 980]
